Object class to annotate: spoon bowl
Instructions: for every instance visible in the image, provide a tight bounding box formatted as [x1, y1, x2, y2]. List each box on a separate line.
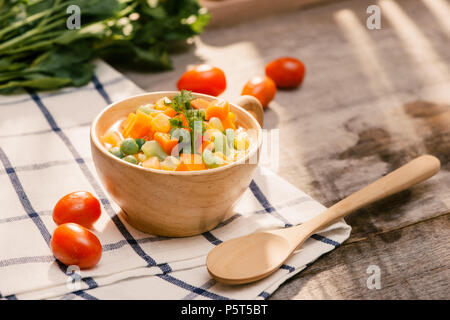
[207, 232, 292, 284]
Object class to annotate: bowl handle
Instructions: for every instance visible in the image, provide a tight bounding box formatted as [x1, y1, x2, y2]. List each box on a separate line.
[235, 95, 264, 128]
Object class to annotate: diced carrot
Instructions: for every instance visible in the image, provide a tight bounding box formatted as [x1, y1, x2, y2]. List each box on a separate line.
[176, 160, 189, 171]
[174, 113, 189, 128]
[205, 100, 230, 120]
[124, 111, 153, 139]
[191, 98, 211, 110]
[122, 113, 137, 137]
[222, 112, 236, 130]
[164, 107, 177, 118]
[154, 132, 179, 155]
[151, 113, 171, 133]
[202, 140, 213, 153]
[177, 153, 206, 171]
[101, 131, 122, 147]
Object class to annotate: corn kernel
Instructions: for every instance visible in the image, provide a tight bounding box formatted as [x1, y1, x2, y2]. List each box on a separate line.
[155, 97, 171, 110]
[234, 132, 250, 151]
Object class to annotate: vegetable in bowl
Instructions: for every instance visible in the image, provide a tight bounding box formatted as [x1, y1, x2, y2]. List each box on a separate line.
[101, 90, 252, 171]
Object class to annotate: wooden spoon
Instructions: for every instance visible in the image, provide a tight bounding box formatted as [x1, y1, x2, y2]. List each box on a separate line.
[207, 155, 440, 285]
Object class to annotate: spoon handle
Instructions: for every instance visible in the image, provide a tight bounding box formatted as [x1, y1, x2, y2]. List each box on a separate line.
[302, 155, 440, 236]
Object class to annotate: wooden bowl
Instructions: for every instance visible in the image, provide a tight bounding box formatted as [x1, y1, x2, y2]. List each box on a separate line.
[90, 92, 263, 237]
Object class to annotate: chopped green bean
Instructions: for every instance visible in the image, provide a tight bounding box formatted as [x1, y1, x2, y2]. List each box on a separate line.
[212, 131, 230, 156]
[141, 140, 167, 161]
[203, 149, 224, 169]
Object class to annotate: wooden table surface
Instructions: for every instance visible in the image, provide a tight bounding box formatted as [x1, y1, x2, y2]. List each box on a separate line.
[119, 0, 450, 299]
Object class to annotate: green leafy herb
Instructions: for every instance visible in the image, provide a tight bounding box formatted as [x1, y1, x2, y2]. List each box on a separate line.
[169, 117, 183, 129]
[169, 90, 207, 154]
[185, 109, 206, 133]
[171, 89, 195, 113]
[0, 0, 210, 94]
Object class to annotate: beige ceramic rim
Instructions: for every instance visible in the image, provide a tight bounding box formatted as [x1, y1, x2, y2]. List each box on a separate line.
[90, 91, 263, 176]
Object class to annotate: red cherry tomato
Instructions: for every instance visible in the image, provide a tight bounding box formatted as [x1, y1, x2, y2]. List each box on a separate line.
[50, 223, 102, 269]
[53, 191, 101, 228]
[265, 57, 305, 88]
[177, 64, 226, 96]
[241, 76, 276, 108]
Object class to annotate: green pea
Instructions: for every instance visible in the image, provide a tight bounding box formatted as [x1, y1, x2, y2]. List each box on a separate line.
[109, 146, 124, 158]
[141, 140, 167, 161]
[122, 155, 138, 165]
[120, 138, 139, 155]
[136, 138, 146, 150]
[203, 149, 224, 169]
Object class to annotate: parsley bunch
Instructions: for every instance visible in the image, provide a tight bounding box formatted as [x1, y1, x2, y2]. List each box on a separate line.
[0, 0, 210, 94]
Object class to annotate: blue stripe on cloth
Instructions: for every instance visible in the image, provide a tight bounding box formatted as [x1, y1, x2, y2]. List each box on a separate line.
[28, 91, 161, 269]
[0, 255, 54, 268]
[250, 180, 341, 248]
[202, 232, 223, 245]
[157, 274, 229, 300]
[82, 277, 98, 290]
[30, 83, 202, 299]
[5, 294, 18, 300]
[0, 159, 93, 176]
[92, 75, 112, 104]
[311, 234, 340, 248]
[73, 290, 99, 300]
[258, 291, 270, 299]
[182, 279, 217, 300]
[0, 147, 100, 298]
[0, 76, 125, 107]
[280, 264, 295, 273]
[157, 263, 172, 274]
[0, 148, 52, 245]
[249, 180, 293, 227]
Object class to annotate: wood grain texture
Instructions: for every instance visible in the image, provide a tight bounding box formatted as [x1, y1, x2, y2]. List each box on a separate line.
[201, 0, 339, 27]
[118, 0, 450, 299]
[270, 213, 450, 300]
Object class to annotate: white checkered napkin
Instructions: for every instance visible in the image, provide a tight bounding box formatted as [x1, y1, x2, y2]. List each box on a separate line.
[0, 61, 351, 300]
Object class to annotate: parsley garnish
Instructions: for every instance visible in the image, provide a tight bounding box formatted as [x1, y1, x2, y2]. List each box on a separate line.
[171, 90, 195, 114]
[169, 117, 183, 129]
[170, 90, 207, 154]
